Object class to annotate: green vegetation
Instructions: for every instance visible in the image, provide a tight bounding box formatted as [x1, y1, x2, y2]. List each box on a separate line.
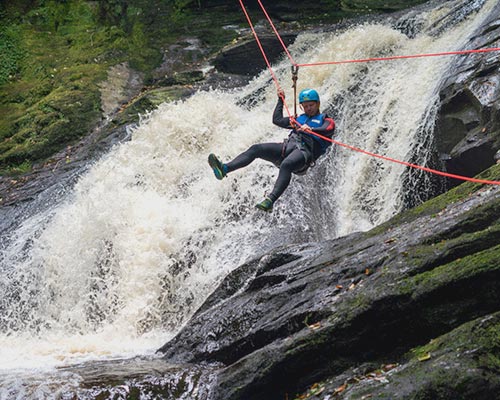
[0, 0, 448, 175]
[400, 244, 500, 297]
[367, 164, 500, 237]
[407, 311, 500, 373]
[0, 0, 243, 175]
[1, 2, 114, 173]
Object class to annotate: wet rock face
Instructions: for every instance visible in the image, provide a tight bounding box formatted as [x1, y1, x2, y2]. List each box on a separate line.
[159, 167, 500, 400]
[99, 62, 144, 118]
[213, 34, 297, 76]
[436, 2, 500, 186]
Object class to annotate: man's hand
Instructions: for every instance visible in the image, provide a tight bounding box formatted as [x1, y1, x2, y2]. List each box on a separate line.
[277, 89, 285, 99]
[297, 123, 311, 132]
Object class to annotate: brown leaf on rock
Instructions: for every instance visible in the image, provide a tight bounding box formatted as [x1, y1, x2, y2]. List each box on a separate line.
[334, 384, 347, 394]
[307, 322, 321, 330]
[382, 363, 398, 371]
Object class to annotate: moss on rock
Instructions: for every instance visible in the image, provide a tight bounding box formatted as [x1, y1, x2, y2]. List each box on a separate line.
[368, 164, 500, 237]
[0, 87, 100, 170]
[337, 312, 500, 399]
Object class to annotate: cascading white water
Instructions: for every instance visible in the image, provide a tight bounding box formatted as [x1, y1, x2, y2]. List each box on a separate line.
[0, 0, 495, 396]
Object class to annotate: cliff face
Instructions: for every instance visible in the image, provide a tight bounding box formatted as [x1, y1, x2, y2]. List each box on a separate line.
[158, 164, 500, 400]
[434, 1, 500, 186]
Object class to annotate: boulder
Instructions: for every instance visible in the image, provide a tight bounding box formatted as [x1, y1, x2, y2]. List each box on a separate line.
[299, 312, 500, 399]
[159, 165, 500, 400]
[435, 3, 500, 187]
[213, 34, 296, 76]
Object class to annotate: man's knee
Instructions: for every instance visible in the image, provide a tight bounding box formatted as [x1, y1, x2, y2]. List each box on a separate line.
[281, 154, 306, 172]
[247, 143, 263, 157]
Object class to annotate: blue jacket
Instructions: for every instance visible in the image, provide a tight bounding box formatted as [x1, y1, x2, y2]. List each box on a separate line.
[272, 97, 335, 161]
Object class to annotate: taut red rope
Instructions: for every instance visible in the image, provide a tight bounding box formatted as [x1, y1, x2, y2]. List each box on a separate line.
[238, 0, 500, 186]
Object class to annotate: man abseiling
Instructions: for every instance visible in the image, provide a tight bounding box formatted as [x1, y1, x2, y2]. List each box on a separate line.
[208, 88, 335, 212]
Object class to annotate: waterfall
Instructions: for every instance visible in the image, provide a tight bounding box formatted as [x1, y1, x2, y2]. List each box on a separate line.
[0, 0, 495, 395]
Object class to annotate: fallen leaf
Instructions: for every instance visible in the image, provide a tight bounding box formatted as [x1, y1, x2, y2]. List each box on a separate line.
[382, 363, 398, 371]
[365, 268, 371, 275]
[336, 284, 343, 289]
[384, 237, 396, 244]
[311, 386, 325, 395]
[418, 353, 431, 362]
[308, 322, 322, 330]
[334, 384, 347, 394]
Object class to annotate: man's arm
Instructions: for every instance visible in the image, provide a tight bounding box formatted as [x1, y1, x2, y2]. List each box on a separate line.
[272, 97, 293, 129]
[311, 116, 335, 138]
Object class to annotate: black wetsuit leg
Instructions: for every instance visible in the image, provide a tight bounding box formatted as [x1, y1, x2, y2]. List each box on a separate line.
[268, 148, 306, 202]
[225, 143, 283, 172]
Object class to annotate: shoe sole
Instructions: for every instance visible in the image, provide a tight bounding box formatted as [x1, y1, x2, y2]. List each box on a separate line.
[255, 204, 273, 212]
[208, 154, 224, 180]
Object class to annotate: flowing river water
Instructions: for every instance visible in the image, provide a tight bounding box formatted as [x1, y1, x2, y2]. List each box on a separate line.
[0, 0, 495, 397]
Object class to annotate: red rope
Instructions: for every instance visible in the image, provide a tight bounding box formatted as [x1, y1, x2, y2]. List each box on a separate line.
[255, 0, 500, 68]
[296, 47, 500, 67]
[295, 125, 500, 185]
[238, 0, 278, 83]
[238, 0, 500, 186]
[238, 0, 294, 115]
[256, 0, 297, 66]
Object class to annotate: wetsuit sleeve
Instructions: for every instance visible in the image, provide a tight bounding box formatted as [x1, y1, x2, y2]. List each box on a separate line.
[311, 115, 335, 138]
[272, 97, 293, 129]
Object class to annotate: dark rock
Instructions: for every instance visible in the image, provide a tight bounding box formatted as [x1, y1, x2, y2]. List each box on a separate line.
[303, 312, 500, 399]
[341, 0, 428, 13]
[213, 34, 297, 76]
[55, 356, 218, 400]
[435, 1, 500, 187]
[159, 165, 500, 399]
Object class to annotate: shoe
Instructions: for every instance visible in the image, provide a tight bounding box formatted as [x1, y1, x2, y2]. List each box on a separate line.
[255, 197, 273, 212]
[208, 153, 226, 180]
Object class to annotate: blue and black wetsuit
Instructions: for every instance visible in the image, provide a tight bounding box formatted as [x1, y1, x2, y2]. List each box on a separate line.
[225, 96, 335, 202]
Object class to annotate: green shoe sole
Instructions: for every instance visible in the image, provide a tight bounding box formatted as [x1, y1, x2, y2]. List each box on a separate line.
[255, 198, 273, 212]
[208, 153, 226, 180]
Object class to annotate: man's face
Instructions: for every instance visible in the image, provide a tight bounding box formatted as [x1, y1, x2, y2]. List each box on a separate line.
[301, 101, 320, 116]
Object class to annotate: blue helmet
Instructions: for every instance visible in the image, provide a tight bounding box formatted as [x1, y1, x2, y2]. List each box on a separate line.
[299, 89, 320, 103]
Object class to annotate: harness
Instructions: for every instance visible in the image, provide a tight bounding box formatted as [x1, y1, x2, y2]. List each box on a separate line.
[280, 112, 331, 175]
[295, 113, 331, 153]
